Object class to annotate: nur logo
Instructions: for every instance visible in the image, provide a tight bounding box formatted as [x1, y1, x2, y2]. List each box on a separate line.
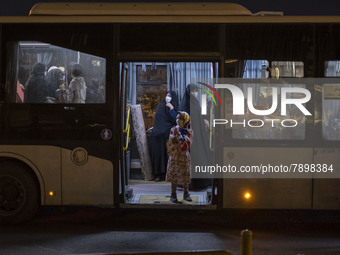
[198, 82, 312, 116]
[197, 82, 222, 115]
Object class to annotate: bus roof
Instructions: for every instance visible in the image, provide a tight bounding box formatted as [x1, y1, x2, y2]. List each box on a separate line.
[29, 2, 252, 16]
[0, 2, 339, 24]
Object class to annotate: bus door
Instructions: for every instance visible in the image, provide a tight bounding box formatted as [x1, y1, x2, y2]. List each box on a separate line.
[118, 61, 218, 207]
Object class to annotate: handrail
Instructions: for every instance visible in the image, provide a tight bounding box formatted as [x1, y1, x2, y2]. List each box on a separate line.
[123, 105, 131, 151]
[209, 106, 214, 151]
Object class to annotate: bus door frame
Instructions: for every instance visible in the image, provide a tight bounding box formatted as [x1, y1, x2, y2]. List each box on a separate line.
[118, 62, 131, 204]
[117, 54, 222, 208]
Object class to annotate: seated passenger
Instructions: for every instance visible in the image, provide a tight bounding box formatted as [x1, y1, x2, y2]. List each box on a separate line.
[86, 79, 105, 103]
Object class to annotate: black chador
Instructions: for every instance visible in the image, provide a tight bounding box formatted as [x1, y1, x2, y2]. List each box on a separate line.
[150, 91, 178, 181]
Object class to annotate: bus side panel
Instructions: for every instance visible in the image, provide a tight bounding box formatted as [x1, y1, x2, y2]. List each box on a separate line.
[223, 178, 313, 209]
[313, 148, 340, 210]
[61, 148, 113, 206]
[222, 147, 313, 209]
[0, 145, 61, 205]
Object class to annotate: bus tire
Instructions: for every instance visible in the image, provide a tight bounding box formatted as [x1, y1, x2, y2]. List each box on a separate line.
[0, 161, 40, 224]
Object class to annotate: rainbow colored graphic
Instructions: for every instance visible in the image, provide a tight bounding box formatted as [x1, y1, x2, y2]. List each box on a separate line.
[197, 82, 222, 106]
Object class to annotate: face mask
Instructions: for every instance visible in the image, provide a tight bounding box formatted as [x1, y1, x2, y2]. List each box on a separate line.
[165, 96, 172, 103]
[191, 92, 198, 98]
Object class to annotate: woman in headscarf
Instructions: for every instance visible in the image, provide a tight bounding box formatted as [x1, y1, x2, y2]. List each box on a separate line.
[24, 63, 48, 103]
[179, 84, 192, 114]
[150, 90, 178, 181]
[180, 84, 212, 189]
[45, 66, 65, 100]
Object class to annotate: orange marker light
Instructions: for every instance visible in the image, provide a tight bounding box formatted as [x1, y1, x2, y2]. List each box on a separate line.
[48, 191, 55, 196]
[244, 192, 252, 199]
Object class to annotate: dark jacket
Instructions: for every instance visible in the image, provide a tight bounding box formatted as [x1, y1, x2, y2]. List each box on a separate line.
[24, 63, 47, 103]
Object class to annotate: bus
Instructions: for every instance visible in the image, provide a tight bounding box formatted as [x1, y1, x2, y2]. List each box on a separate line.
[1, 2, 340, 223]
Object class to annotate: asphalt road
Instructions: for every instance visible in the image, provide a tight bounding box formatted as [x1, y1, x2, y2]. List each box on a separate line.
[1, 207, 340, 255]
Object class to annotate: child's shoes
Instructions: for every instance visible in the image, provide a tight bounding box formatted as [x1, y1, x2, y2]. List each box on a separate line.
[170, 195, 179, 203]
[183, 193, 192, 202]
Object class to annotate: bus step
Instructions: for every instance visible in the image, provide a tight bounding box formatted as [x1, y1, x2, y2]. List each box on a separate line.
[131, 159, 141, 169]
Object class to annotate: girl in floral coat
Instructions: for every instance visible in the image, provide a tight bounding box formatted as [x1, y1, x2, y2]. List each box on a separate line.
[166, 111, 193, 203]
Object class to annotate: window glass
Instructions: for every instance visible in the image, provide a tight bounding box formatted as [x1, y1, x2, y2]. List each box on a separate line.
[231, 83, 306, 140]
[13, 41, 106, 104]
[324, 61, 340, 77]
[243, 60, 269, 78]
[136, 64, 168, 129]
[271, 61, 304, 78]
[322, 84, 340, 140]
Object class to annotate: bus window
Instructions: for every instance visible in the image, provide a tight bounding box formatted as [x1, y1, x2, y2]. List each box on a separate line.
[243, 60, 269, 78]
[231, 83, 306, 140]
[322, 84, 340, 140]
[325, 61, 340, 77]
[10, 41, 106, 104]
[271, 61, 304, 78]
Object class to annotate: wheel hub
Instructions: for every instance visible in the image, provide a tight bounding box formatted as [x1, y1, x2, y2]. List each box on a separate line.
[0, 176, 25, 213]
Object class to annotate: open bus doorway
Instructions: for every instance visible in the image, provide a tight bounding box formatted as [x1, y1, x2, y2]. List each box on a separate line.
[120, 62, 218, 207]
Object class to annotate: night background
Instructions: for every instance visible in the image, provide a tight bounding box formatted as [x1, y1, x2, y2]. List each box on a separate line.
[2, 0, 340, 16]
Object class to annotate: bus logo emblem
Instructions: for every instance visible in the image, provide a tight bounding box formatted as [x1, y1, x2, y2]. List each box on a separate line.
[71, 147, 88, 165]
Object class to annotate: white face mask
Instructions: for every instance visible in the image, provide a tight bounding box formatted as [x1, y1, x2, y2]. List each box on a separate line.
[165, 96, 172, 103]
[191, 92, 198, 98]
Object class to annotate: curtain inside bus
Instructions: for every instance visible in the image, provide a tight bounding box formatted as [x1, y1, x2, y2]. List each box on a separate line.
[124, 62, 214, 107]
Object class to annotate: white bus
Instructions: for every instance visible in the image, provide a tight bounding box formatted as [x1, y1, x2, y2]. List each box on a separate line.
[1, 2, 340, 223]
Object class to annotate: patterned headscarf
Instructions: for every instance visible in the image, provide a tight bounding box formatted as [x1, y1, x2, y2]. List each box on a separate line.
[177, 111, 190, 128]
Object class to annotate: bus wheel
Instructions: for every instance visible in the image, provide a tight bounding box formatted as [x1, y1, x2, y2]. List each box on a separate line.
[0, 162, 40, 224]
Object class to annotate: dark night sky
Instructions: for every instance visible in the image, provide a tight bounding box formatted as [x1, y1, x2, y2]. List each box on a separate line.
[2, 0, 340, 16]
